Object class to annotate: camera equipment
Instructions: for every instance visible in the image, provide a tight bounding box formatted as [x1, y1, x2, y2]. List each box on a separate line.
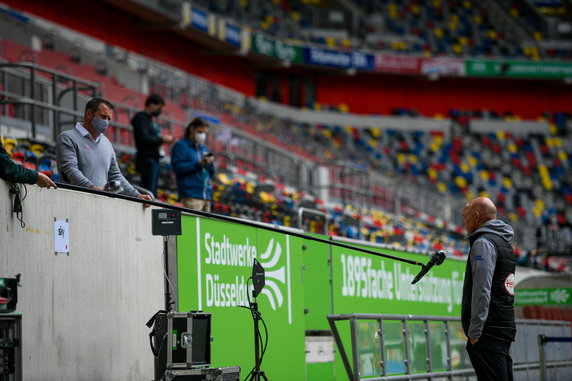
[0, 275, 20, 314]
[147, 311, 212, 381]
[0, 314, 22, 379]
[251, 259, 265, 299]
[103, 180, 123, 194]
[152, 209, 182, 237]
[244, 259, 268, 381]
[152, 209, 182, 311]
[163, 366, 240, 380]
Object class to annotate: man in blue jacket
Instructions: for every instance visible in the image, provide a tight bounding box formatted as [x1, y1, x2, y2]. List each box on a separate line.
[171, 117, 214, 212]
[461, 197, 516, 381]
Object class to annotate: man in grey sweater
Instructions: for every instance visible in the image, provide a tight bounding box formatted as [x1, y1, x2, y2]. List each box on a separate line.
[56, 98, 151, 203]
[461, 197, 516, 381]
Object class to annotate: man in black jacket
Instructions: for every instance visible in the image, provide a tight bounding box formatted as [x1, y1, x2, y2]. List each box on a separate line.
[131, 94, 174, 196]
[1, 144, 56, 188]
[461, 197, 516, 381]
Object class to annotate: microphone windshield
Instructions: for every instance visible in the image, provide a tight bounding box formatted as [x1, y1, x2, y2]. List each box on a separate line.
[430, 250, 447, 266]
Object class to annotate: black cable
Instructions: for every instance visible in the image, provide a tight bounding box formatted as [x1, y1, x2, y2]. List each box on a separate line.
[245, 277, 267, 368]
[258, 310, 269, 364]
[240, 278, 256, 381]
[237, 303, 268, 381]
[9, 183, 27, 228]
[239, 277, 269, 381]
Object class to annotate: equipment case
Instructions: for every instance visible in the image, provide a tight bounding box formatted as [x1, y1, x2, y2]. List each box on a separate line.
[163, 366, 240, 381]
[151, 311, 212, 380]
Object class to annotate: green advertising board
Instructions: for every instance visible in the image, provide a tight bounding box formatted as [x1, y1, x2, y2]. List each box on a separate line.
[177, 216, 306, 381]
[330, 239, 465, 316]
[466, 59, 572, 79]
[251, 33, 303, 63]
[515, 288, 572, 305]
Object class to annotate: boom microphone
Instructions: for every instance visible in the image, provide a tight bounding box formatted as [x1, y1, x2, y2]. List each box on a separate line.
[411, 250, 447, 284]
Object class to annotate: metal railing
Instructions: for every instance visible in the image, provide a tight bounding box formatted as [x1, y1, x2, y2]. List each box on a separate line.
[0, 62, 99, 141]
[539, 335, 572, 381]
[328, 313, 572, 381]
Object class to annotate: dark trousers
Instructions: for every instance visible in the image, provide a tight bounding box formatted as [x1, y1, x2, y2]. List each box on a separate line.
[466, 336, 513, 381]
[136, 155, 160, 197]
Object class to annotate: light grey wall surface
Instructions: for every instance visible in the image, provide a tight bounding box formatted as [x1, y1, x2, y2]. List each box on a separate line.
[0, 180, 166, 380]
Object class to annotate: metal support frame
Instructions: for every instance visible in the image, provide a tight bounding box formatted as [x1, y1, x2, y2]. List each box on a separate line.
[328, 313, 572, 381]
[538, 335, 572, 381]
[297, 207, 327, 234]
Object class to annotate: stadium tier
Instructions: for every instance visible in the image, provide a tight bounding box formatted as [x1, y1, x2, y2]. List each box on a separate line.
[1, 2, 572, 267]
[2, 1, 572, 381]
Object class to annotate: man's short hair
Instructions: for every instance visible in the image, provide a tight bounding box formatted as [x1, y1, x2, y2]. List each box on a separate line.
[145, 94, 165, 107]
[85, 98, 114, 115]
[184, 117, 209, 138]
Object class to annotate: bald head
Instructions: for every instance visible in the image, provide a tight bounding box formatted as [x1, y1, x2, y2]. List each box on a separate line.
[463, 197, 497, 235]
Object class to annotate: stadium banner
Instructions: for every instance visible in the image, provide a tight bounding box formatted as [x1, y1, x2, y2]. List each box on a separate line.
[421, 57, 466, 77]
[303, 47, 375, 70]
[329, 238, 465, 316]
[218, 20, 242, 47]
[177, 216, 306, 381]
[515, 288, 572, 305]
[189, 4, 208, 33]
[466, 59, 572, 79]
[374, 53, 422, 74]
[176, 216, 467, 380]
[251, 33, 303, 63]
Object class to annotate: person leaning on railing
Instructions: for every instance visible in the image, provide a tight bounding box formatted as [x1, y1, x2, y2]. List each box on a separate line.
[55, 97, 151, 204]
[1, 144, 57, 188]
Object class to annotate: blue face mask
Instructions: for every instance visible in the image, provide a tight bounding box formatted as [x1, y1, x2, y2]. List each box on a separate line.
[92, 117, 109, 134]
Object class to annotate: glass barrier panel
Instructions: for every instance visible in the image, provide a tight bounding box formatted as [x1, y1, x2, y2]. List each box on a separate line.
[428, 321, 449, 372]
[407, 321, 428, 374]
[357, 319, 382, 377]
[448, 321, 472, 371]
[383, 320, 406, 375]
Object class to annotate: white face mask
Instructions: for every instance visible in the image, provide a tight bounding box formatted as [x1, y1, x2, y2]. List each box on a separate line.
[195, 132, 207, 145]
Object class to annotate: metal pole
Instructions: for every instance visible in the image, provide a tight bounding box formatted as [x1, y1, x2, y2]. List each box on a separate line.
[379, 318, 386, 377]
[163, 236, 172, 311]
[72, 79, 78, 126]
[328, 317, 354, 381]
[424, 319, 433, 378]
[402, 319, 411, 376]
[1, 69, 7, 116]
[538, 334, 547, 381]
[350, 317, 360, 381]
[444, 320, 452, 381]
[52, 74, 59, 142]
[30, 66, 36, 137]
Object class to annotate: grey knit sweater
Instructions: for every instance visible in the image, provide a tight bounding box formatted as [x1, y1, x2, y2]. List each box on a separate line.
[56, 123, 139, 197]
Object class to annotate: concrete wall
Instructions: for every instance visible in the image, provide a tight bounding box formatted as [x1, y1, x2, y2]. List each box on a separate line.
[0, 180, 166, 380]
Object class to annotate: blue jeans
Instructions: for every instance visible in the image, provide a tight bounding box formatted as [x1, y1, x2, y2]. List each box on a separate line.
[137, 156, 160, 196]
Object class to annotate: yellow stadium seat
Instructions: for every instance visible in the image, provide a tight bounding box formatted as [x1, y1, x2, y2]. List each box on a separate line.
[326, 36, 336, 47]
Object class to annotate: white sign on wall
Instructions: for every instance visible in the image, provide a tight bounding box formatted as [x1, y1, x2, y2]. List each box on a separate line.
[54, 219, 69, 254]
